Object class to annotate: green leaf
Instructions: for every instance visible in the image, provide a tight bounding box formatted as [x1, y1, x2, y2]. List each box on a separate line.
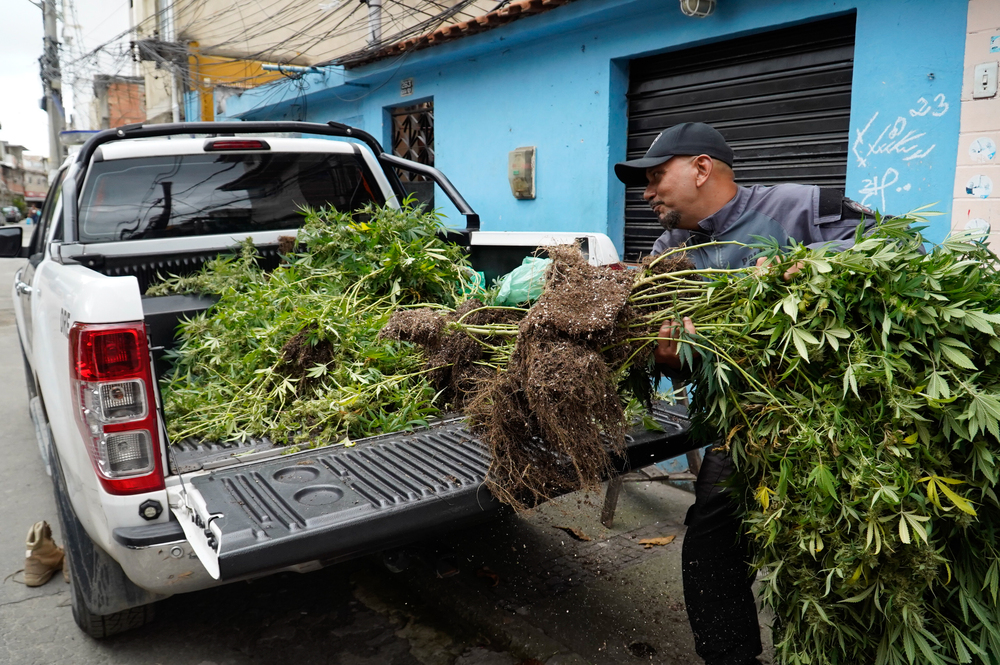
[926, 372, 950, 400]
[902, 512, 930, 544]
[843, 365, 859, 398]
[808, 463, 837, 499]
[838, 584, 876, 604]
[938, 483, 978, 516]
[781, 294, 800, 322]
[940, 344, 977, 370]
[641, 414, 665, 432]
[809, 258, 833, 274]
[790, 327, 820, 362]
[963, 310, 1000, 335]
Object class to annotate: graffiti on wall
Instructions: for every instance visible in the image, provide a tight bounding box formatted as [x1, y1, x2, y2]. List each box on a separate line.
[853, 94, 950, 212]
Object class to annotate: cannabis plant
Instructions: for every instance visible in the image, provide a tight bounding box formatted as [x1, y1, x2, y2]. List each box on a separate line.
[154, 202, 475, 447]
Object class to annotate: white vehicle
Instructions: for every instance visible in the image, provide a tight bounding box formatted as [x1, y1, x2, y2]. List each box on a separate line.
[0, 121, 692, 637]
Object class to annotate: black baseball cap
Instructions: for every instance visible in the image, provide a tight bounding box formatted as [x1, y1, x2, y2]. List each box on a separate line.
[614, 122, 734, 187]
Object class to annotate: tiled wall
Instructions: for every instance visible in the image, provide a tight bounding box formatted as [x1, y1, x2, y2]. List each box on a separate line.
[952, 0, 1000, 248]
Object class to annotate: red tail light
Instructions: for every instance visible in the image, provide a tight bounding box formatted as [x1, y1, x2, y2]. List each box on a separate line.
[204, 139, 270, 151]
[70, 322, 165, 495]
[73, 329, 143, 380]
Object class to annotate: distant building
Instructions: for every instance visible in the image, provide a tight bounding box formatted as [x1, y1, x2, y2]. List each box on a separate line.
[0, 141, 26, 208]
[91, 75, 147, 129]
[22, 155, 50, 207]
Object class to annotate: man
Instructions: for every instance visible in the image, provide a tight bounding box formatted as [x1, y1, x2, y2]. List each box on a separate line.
[614, 122, 874, 665]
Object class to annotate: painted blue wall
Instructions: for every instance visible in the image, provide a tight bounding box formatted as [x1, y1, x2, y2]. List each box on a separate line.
[223, 0, 967, 250]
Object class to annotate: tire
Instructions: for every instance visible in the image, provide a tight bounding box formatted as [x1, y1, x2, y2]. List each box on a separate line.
[66, 544, 157, 638]
[48, 432, 159, 638]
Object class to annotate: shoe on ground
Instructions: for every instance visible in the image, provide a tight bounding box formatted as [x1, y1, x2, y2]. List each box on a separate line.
[24, 521, 64, 587]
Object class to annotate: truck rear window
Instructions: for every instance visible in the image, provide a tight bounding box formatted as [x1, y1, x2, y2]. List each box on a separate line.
[78, 152, 384, 243]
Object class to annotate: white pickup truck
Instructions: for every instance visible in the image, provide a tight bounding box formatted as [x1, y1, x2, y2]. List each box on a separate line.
[0, 121, 694, 638]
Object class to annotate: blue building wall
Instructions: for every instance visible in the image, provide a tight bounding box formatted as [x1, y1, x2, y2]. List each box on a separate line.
[223, 0, 967, 250]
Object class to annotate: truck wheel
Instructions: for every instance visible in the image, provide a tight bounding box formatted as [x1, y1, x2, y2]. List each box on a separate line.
[48, 437, 160, 638]
[66, 544, 157, 638]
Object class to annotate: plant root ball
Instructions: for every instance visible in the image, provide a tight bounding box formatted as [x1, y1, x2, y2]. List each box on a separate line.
[379, 308, 448, 349]
[518, 245, 634, 345]
[281, 326, 334, 376]
[640, 251, 695, 275]
[469, 246, 642, 509]
[380, 300, 518, 408]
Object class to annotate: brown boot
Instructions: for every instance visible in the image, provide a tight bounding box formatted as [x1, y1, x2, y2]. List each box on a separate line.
[24, 521, 64, 587]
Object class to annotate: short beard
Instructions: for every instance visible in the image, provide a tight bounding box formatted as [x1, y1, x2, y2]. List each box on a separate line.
[658, 209, 682, 232]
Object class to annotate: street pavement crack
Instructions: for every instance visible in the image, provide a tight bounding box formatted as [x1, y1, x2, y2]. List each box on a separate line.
[0, 590, 66, 608]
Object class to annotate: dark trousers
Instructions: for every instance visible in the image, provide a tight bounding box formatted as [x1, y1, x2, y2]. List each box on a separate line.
[682, 446, 762, 665]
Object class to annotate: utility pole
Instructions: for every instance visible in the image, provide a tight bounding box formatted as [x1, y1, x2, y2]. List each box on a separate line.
[40, 0, 66, 166]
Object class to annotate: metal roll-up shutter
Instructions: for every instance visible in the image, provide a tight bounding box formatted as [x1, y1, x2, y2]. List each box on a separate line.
[623, 14, 856, 260]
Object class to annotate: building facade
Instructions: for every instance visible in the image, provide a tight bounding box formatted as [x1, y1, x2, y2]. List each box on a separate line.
[952, 0, 1000, 246]
[221, 0, 986, 256]
[0, 142, 26, 209]
[91, 75, 147, 130]
[22, 155, 50, 208]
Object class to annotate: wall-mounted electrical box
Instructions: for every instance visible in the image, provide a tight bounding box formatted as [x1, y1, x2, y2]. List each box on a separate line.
[973, 61, 998, 99]
[508, 146, 536, 199]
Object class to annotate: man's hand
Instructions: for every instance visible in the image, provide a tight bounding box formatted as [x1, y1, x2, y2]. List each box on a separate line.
[654, 317, 696, 370]
[755, 256, 803, 281]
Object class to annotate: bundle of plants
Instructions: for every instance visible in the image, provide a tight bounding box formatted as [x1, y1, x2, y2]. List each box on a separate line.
[628, 216, 1000, 665]
[149, 202, 476, 447]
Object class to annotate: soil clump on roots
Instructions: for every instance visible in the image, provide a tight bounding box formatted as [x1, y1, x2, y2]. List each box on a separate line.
[281, 325, 334, 386]
[380, 300, 518, 407]
[468, 246, 640, 509]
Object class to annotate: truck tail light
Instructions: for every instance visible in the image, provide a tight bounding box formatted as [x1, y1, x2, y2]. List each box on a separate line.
[70, 322, 165, 495]
[204, 139, 271, 151]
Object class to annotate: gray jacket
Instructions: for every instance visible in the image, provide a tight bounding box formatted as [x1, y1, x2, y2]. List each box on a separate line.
[650, 183, 875, 267]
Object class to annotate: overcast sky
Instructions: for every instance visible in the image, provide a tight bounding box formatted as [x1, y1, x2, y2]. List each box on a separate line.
[1, 0, 131, 155]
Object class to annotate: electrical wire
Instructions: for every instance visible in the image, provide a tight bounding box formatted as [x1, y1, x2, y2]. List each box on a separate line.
[55, 0, 498, 123]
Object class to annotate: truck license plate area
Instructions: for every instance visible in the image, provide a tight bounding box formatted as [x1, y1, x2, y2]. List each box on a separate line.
[169, 403, 693, 581]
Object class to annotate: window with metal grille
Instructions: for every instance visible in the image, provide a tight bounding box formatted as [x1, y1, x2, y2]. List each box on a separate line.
[622, 14, 856, 260]
[391, 101, 435, 209]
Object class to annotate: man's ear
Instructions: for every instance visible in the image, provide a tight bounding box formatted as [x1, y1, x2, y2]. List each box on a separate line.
[693, 154, 714, 187]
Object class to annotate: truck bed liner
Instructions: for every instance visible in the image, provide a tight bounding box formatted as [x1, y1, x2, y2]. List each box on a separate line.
[174, 402, 695, 580]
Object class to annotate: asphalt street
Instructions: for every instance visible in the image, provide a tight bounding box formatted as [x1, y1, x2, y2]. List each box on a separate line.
[0, 238, 773, 665]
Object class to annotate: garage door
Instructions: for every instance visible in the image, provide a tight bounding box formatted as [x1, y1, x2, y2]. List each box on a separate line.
[623, 14, 856, 260]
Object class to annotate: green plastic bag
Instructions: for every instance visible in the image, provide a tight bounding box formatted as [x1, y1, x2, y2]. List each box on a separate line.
[459, 266, 487, 297]
[495, 257, 552, 306]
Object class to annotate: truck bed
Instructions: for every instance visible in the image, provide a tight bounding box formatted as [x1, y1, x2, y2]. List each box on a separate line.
[153, 402, 695, 580]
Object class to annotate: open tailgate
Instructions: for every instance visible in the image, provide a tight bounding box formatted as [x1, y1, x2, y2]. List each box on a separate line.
[168, 402, 694, 580]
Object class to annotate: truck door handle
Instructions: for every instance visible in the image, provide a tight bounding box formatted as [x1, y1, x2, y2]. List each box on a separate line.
[15, 280, 33, 296]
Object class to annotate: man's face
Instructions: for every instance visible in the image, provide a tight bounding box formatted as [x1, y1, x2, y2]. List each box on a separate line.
[643, 157, 698, 231]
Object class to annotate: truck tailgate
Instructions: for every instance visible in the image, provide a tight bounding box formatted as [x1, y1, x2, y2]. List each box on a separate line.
[168, 402, 694, 580]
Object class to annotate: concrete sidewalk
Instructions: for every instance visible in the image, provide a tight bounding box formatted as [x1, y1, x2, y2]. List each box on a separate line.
[381, 477, 775, 664]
